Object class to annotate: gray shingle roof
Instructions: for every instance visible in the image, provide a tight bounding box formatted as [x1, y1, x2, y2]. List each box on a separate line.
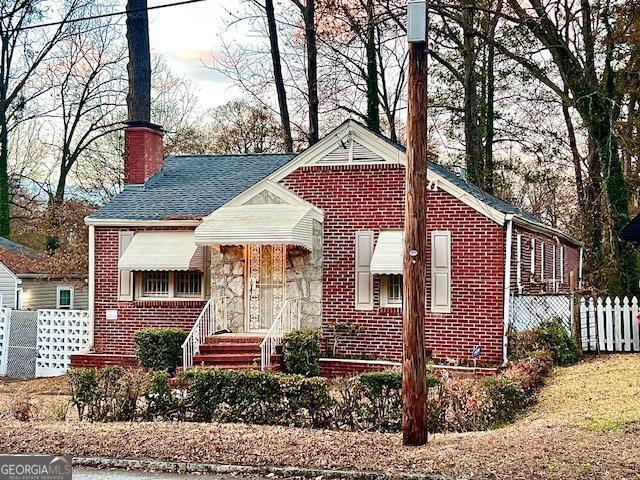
[90, 154, 296, 220]
[0, 236, 39, 259]
[356, 119, 565, 233]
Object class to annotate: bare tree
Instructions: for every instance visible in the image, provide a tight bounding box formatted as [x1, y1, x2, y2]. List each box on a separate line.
[0, 0, 89, 237]
[209, 99, 287, 154]
[46, 13, 127, 204]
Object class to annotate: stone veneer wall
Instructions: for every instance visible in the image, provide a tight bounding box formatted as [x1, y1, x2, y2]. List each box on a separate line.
[286, 220, 323, 328]
[208, 220, 323, 332]
[210, 245, 245, 331]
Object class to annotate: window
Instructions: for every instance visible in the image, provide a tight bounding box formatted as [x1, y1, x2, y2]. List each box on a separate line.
[143, 272, 169, 297]
[57, 286, 74, 310]
[380, 274, 402, 307]
[176, 271, 202, 297]
[136, 271, 203, 300]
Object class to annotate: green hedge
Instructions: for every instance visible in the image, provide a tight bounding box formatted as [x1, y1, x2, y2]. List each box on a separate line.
[68, 350, 554, 432]
[282, 329, 320, 376]
[134, 327, 187, 374]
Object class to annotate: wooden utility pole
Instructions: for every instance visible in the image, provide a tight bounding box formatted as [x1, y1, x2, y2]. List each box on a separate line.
[403, 0, 429, 446]
[126, 0, 151, 122]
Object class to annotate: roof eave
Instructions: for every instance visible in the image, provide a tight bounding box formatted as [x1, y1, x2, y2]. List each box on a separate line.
[512, 215, 583, 246]
[84, 217, 202, 227]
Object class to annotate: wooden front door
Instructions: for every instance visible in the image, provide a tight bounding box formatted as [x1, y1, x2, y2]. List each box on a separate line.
[247, 245, 286, 331]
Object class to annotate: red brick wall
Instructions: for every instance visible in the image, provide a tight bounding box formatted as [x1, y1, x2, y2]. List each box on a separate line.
[281, 164, 506, 365]
[510, 226, 581, 293]
[93, 227, 206, 355]
[124, 126, 164, 185]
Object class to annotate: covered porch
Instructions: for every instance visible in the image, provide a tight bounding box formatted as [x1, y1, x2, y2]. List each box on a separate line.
[195, 202, 324, 334]
[182, 197, 324, 370]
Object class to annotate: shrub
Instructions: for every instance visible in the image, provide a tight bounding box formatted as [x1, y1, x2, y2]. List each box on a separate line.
[180, 368, 333, 427]
[534, 318, 581, 366]
[145, 370, 184, 421]
[334, 371, 440, 432]
[280, 375, 335, 428]
[357, 371, 402, 431]
[67, 366, 148, 422]
[282, 329, 320, 376]
[134, 328, 187, 374]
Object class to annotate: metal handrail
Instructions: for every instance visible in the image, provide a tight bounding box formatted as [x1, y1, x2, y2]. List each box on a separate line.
[181, 296, 228, 370]
[260, 298, 302, 371]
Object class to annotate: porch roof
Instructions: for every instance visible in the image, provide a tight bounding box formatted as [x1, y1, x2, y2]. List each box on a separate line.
[370, 230, 403, 275]
[194, 204, 318, 250]
[118, 231, 204, 271]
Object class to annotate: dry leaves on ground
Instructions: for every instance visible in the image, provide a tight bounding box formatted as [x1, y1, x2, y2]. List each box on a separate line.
[0, 355, 638, 479]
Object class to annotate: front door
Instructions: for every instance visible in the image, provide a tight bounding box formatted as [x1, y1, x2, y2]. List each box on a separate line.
[247, 245, 286, 331]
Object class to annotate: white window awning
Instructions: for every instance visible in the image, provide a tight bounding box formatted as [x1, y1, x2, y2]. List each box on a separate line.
[194, 204, 320, 251]
[118, 231, 204, 271]
[370, 230, 403, 274]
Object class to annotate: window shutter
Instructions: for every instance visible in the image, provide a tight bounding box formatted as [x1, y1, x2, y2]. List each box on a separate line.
[355, 230, 374, 310]
[118, 231, 135, 301]
[516, 234, 522, 292]
[540, 242, 545, 282]
[530, 238, 536, 275]
[552, 244, 557, 285]
[560, 247, 565, 284]
[431, 231, 451, 313]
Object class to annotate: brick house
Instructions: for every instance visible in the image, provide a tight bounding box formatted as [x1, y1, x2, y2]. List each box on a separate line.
[77, 120, 582, 373]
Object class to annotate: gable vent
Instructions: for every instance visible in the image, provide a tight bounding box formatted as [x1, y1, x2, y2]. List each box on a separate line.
[320, 138, 385, 165]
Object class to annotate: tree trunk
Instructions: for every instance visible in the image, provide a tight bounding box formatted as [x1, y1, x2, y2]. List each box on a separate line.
[0, 108, 9, 238]
[461, 0, 483, 185]
[403, 38, 429, 447]
[365, 0, 380, 133]
[573, 86, 637, 294]
[303, 0, 319, 146]
[126, 0, 151, 123]
[265, 0, 294, 152]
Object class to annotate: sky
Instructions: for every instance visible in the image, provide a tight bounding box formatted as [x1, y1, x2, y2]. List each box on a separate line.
[147, 0, 244, 108]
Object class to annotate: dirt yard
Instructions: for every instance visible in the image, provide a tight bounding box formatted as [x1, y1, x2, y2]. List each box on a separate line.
[0, 355, 638, 479]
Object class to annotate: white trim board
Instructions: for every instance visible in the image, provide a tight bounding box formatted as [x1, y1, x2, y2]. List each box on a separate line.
[206, 180, 324, 223]
[84, 218, 201, 227]
[266, 120, 507, 226]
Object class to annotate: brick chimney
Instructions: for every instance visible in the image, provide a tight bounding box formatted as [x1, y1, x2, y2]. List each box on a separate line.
[124, 121, 164, 185]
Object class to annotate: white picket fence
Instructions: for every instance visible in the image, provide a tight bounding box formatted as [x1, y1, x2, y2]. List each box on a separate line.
[580, 297, 640, 353]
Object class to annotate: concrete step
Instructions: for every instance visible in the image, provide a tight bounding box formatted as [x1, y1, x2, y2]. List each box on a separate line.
[209, 363, 282, 372]
[193, 353, 262, 365]
[199, 342, 261, 354]
[204, 334, 265, 344]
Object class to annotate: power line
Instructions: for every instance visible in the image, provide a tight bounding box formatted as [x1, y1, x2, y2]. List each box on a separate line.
[5, 0, 207, 32]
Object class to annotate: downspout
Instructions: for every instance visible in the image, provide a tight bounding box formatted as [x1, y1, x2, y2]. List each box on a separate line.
[502, 214, 514, 366]
[88, 224, 95, 350]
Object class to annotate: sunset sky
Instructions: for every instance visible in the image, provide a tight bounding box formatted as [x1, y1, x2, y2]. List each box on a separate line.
[147, 0, 243, 107]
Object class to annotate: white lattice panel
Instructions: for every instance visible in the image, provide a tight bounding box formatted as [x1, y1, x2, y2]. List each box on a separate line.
[0, 308, 9, 375]
[36, 309, 92, 377]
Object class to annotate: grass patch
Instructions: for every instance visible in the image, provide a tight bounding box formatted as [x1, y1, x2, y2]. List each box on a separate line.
[586, 416, 640, 432]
